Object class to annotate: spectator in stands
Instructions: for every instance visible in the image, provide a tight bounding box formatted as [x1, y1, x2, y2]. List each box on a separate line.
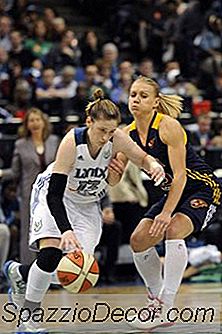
[194, 14, 222, 74]
[54, 65, 77, 99]
[189, 113, 213, 150]
[8, 58, 22, 85]
[24, 58, 43, 90]
[44, 7, 57, 23]
[0, 108, 60, 264]
[172, 0, 214, 78]
[69, 82, 88, 123]
[97, 61, 113, 93]
[84, 64, 108, 98]
[206, 71, 222, 113]
[135, 1, 166, 70]
[136, 58, 157, 79]
[53, 65, 78, 118]
[101, 42, 119, 87]
[7, 78, 32, 118]
[9, 30, 35, 69]
[19, 4, 40, 37]
[35, 67, 65, 115]
[46, 29, 81, 72]
[118, 60, 135, 80]
[211, 119, 222, 147]
[24, 19, 52, 59]
[35, 67, 56, 99]
[0, 46, 10, 100]
[80, 30, 101, 67]
[43, 7, 58, 35]
[110, 72, 133, 124]
[0, 15, 12, 51]
[158, 61, 181, 89]
[51, 17, 66, 42]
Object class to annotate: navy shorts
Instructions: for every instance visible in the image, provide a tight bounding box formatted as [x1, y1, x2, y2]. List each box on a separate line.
[144, 188, 221, 233]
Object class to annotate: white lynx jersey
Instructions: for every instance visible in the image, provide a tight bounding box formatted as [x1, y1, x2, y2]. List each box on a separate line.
[31, 127, 113, 210]
[66, 127, 113, 203]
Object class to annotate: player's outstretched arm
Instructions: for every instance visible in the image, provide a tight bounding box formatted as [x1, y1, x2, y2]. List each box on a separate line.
[113, 128, 165, 186]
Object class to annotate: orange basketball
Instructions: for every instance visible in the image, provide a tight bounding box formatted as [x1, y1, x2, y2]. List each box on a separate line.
[57, 250, 99, 293]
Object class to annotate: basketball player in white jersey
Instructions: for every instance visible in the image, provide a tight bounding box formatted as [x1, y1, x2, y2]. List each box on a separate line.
[4, 88, 164, 332]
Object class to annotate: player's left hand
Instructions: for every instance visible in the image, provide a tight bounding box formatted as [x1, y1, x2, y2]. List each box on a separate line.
[108, 157, 125, 175]
[149, 161, 165, 186]
[149, 212, 171, 237]
[107, 157, 125, 185]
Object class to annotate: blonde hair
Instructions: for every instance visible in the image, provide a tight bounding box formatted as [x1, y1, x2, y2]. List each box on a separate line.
[19, 107, 51, 140]
[136, 76, 183, 118]
[85, 88, 121, 123]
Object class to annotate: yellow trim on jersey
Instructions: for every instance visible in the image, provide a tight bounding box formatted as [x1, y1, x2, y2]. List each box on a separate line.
[152, 113, 164, 129]
[186, 169, 221, 205]
[129, 113, 187, 145]
[129, 120, 136, 132]
[152, 112, 187, 145]
[183, 129, 187, 145]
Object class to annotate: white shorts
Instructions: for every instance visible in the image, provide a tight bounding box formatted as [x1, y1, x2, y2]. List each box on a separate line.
[29, 196, 103, 255]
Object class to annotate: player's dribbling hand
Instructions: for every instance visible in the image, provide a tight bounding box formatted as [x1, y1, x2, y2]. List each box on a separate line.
[149, 161, 165, 186]
[59, 230, 82, 252]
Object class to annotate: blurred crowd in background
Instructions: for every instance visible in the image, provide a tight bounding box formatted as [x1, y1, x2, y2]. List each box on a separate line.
[0, 0, 221, 289]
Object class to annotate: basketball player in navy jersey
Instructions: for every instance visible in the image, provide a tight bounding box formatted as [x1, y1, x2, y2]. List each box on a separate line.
[4, 88, 164, 332]
[120, 76, 222, 330]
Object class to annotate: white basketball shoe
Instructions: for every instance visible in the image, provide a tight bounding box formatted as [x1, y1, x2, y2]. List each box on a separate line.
[16, 318, 47, 333]
[3, 260, 26, 309]
[128, 291, 175, 330]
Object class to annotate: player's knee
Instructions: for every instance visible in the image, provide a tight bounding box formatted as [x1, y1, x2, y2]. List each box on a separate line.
[37, 247, 63, 273]
[130, 230, 162, 251]
[166, 224, 183, 239]
[130, 230, 145, 251]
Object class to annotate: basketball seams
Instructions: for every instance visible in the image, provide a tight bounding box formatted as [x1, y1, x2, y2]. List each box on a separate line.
[67, 252, 84, 270]
[57, 250, 99, 293]
[79, 277, 92, 292]
[88, 259, 99, 274]
[57, 271, 79, 286]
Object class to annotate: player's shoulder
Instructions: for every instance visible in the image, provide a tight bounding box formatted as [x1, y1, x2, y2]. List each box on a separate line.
[160, 114, 182, 131]
[59, 128, 76, 149]
[160, 114, 184, 143]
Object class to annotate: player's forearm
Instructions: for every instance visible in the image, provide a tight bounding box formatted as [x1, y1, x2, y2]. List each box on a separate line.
[46, 173, 72, 233]
[162, 173, 187, 215]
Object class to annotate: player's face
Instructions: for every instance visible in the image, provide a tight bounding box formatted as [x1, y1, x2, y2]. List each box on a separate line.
[128, 81, 159, 118]
[90, 119, 118, 146]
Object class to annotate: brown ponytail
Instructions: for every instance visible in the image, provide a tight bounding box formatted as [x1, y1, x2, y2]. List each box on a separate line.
[85, 87, 121, 122]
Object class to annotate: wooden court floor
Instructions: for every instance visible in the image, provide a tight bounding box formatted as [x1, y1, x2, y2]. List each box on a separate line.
[0, 282, 221, 333]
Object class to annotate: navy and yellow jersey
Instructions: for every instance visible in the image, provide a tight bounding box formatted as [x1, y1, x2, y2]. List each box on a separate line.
[129, 112, 221, 206]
